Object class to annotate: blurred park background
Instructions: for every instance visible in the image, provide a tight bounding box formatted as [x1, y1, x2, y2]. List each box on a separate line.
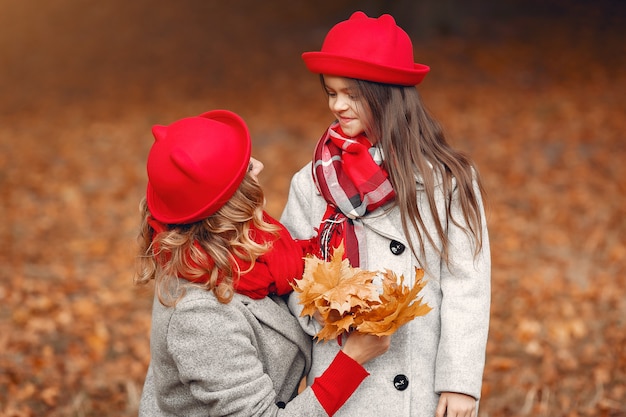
[0, 0, 625, 416]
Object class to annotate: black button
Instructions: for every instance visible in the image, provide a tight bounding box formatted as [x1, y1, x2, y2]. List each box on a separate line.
[389, 240, 405, 255]
[276, 401, 286, 409]
[393, 374, 409, 391]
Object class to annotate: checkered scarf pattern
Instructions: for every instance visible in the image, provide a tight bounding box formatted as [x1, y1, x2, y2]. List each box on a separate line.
[312, 121, 395, 267]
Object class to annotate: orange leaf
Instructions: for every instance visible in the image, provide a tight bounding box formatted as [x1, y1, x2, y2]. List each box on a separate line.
[355, 269, 432, 336]
[293, 244, 431, 341]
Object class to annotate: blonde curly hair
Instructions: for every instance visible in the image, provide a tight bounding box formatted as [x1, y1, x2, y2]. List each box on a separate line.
[135, 174, 279, 306]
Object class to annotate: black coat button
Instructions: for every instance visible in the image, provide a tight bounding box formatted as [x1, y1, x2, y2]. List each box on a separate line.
[389, 240, 405, 255]
[276, 401, 286, 409]
[393, 374, 409, 391]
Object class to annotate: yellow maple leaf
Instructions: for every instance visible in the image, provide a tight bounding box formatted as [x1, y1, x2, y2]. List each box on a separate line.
[355, 268, 432, 336]
[292, 244, 431, 342]
[316, 321, 344, 342]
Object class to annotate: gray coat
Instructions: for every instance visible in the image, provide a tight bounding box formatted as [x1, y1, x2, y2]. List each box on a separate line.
[281, 162, 491, 417]
[139, 285, 328, 416]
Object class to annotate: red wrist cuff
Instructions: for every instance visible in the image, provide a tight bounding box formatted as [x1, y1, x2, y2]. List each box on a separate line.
[311, 350, 369, 416]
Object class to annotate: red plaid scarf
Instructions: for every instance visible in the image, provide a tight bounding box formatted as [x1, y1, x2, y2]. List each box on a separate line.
[312, 122, 395, 267]
[148, 212, 303, 299]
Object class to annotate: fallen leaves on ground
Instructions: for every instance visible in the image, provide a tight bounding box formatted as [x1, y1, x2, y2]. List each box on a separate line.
[1, 1, 625, 416]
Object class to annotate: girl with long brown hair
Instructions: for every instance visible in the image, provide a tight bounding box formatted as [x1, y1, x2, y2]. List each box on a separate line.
[281, 12, 491, 417]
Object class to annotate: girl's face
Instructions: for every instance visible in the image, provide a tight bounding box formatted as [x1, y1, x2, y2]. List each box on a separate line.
[323, 75, 368, 139]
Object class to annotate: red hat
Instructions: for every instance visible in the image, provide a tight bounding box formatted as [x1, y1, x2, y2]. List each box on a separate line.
[302, 11, 430, 86]
[146, 110, 251, 224]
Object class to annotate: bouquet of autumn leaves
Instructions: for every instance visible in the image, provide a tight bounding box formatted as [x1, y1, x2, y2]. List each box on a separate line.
[292, 244, 432, 342]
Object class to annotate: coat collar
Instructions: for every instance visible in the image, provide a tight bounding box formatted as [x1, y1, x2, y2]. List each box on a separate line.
[360, 204, 405, 242]
[236, 293, 312, 366]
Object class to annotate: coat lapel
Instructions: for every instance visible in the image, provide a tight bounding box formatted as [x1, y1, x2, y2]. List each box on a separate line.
[361, 205, 405, 243]
[237, 294, 311, 360]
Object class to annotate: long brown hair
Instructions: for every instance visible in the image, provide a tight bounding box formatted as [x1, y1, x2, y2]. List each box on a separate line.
[135, 174, 279, 306]
[331, 76, 486, 265]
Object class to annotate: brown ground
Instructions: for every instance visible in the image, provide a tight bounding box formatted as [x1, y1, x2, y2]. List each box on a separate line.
[1, 1, 625, 416]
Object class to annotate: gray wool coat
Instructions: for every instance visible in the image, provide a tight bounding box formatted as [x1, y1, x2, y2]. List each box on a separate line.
[280, 162, 491, 417]
[139, 285, 330, 417]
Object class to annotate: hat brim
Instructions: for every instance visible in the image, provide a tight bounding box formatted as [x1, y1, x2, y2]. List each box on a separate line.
[302, 52, 430, 86]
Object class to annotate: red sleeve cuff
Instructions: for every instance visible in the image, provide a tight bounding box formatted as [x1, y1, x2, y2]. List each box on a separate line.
[311, 350, 369, 416]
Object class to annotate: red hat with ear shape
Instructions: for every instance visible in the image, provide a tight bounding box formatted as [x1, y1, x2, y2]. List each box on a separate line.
[146, 110, 251, 224]
[302, 11, 430, 86]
